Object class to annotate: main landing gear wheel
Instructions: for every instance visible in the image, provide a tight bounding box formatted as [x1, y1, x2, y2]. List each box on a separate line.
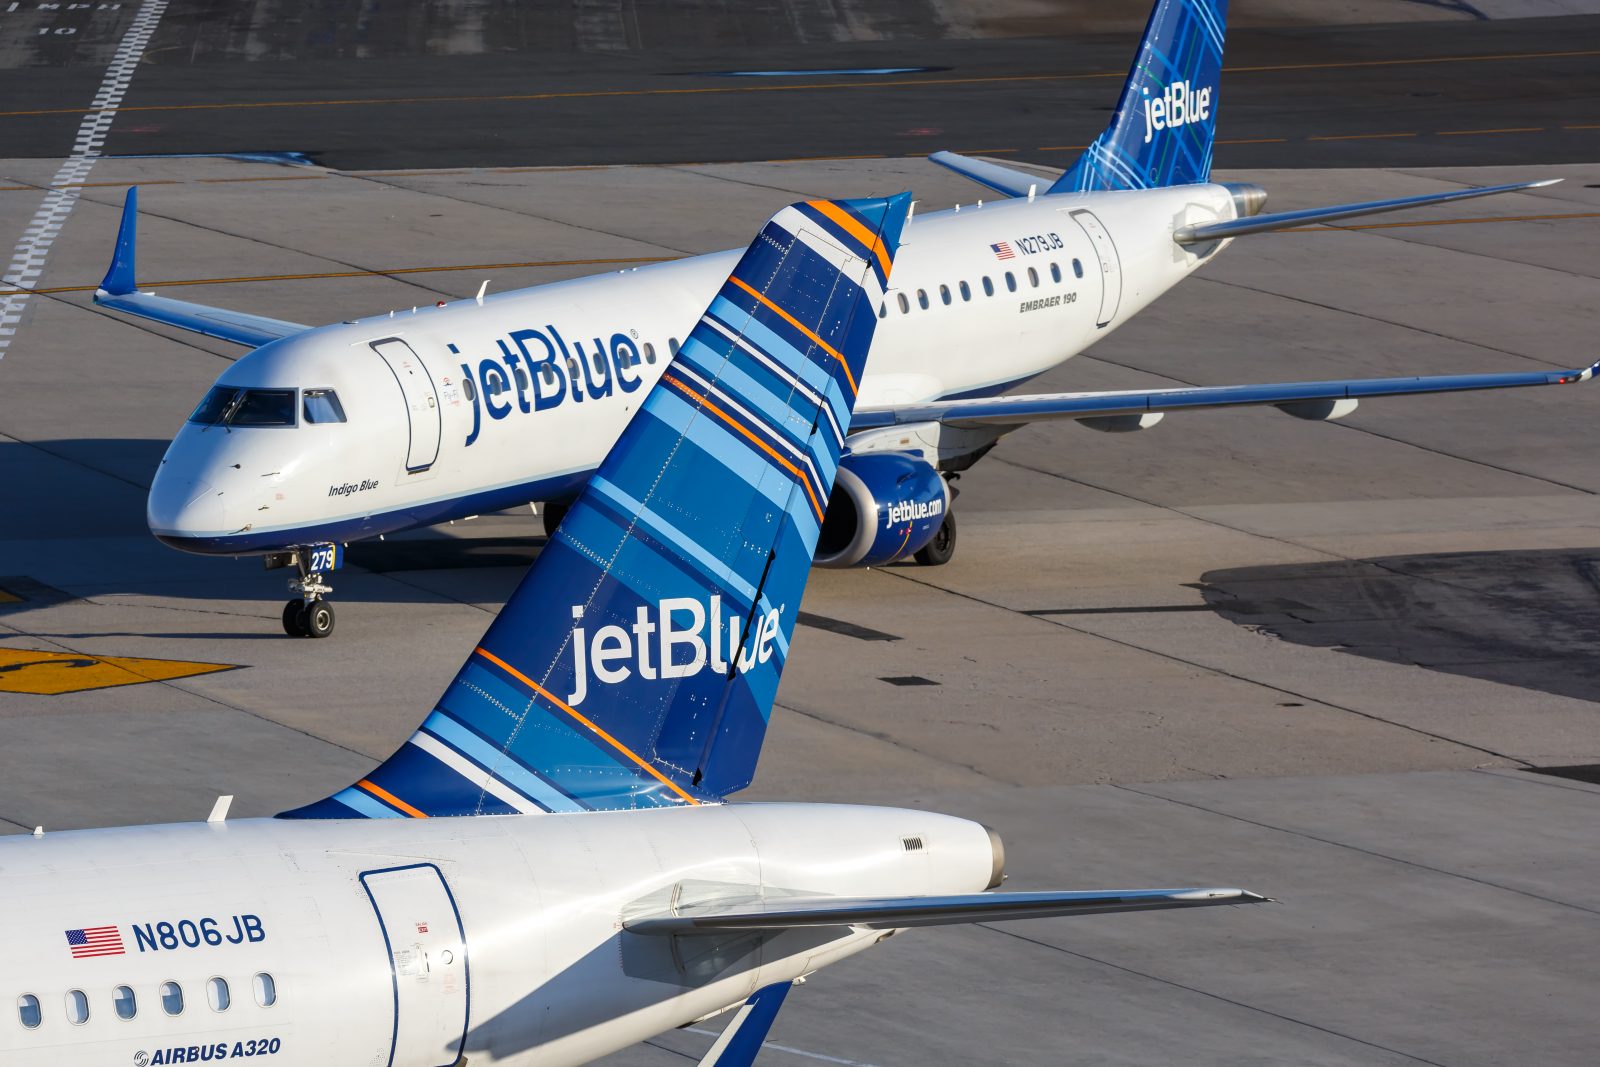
[914, 512, 957, 566]
[282, 598, 308, 637]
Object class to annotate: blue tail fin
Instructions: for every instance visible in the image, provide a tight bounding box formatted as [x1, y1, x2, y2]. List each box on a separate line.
[1050, 0, 1227, 193]
[282, 192, 911, 818]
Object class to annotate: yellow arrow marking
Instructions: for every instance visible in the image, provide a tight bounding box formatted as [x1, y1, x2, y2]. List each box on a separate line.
[0, 648, 241, 696]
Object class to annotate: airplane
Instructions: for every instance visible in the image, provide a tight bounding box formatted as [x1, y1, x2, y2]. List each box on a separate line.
[4, 189, 1268, 1067]
[97, 0, 1597, 638]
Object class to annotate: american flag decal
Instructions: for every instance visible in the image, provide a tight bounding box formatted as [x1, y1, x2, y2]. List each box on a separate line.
[65, 926, 125, 959]
[991, 241, 1015, 260]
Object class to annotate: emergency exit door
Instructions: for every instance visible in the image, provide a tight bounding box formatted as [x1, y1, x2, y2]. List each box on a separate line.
[371, 339, 442, 472]
[1068, 209, 1123, 328]
[361, 863, 470, 1067]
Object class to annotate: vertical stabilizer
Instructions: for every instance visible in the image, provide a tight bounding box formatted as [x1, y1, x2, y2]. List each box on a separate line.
[1050, 0, 1228, 193]
[282, 192, 910, 818]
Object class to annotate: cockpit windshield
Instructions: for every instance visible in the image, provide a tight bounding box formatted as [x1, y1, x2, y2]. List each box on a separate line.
[187, 387, 298, 428]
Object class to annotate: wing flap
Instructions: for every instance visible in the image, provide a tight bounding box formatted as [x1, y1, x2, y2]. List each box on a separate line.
[1174, 179, 1560, 244]
[851, 362, 1600, 432]
[625, 887, 1266, 935]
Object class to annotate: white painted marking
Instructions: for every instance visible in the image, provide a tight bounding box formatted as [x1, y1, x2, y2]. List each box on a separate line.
[684, 1027, 882, 1067]
[0, 0, 170, 361]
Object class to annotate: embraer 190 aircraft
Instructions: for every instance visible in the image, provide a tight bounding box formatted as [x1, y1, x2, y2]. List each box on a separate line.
[7, 191, 1264, 1067]
[99, 0, 1595, 637]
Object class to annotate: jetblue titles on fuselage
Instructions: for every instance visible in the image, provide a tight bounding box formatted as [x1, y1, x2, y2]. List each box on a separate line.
[454, 326, 650, 448]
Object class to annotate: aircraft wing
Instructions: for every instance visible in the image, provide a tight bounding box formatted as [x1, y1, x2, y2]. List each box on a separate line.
[851, 362, 1600, 432]
[625, 887, 1265, 935]
[93, 187, 311, 348]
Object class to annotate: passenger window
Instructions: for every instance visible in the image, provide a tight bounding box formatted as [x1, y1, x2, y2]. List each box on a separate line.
[65, 990, 88, 1026]
[207, 977, 230, 1013]
[565, 357, 580, 379]
[959, 281, 971, 301]
[878, 302, 887, 319]
[514, 368, 529, 392]
[1027, 267, 1039, 287]
[230, 389, 297, 427]
[461, 377, 477, 403]
[17, 994, 40, 1030]
[643, 343, 657, 364]
[939, 284, 951, 306]
[1050, 262, 1062, 284]
[539, 363, 558, 385]
[982, 276, 994, 297]
[113, 985, 136, 1021]
[1073, 258, 1084, 278]
[916, 289, 929, 310]
[485, 370, 506, 396]
[160, 982, 183, 1016]
[1004, 272, 1017, 292]
[897, 293, 909, 314]
[253, 973, 277, 1008]
[668, 338, 680, 356]
[302, 388, 347, 424]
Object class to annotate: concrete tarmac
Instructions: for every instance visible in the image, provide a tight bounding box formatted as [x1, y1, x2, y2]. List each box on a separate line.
[2, 154, 1599, 1064]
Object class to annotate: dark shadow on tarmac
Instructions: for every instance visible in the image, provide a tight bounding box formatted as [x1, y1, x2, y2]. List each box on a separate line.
[1196, 548, 1600, 706]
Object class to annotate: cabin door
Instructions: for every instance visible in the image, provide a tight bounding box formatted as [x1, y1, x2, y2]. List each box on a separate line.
[361, 863, 470, 1067]
[1068, 209, 1123, 328]
[371, 338, 443, 472]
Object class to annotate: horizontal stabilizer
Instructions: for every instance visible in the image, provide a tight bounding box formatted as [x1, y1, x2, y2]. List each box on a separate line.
[1174, 179, 1560, 244]
[851, 360, 1600, 431]
[625, 887, 1266, 935]
[928, 151, 1043, 199]
[93, 187, 309, 348]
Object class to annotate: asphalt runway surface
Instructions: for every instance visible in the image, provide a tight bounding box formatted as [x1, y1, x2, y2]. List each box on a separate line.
[2, 7, 1599, 170]
[3, 3, 1600, 1065]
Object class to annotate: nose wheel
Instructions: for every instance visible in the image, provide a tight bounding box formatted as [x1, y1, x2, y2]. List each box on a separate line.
[281, 598, 336, 638]
[278, 547, 337, 638]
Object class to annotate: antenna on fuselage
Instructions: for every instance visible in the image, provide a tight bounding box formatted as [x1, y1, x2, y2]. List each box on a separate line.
[476, 280, 489, 306]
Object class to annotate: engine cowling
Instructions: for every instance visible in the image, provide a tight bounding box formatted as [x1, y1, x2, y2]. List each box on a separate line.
[814, 452, 951, 568]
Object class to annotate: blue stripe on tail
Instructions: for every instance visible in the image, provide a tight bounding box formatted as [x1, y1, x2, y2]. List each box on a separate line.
[281, 192, 911, 819]
[1050, 0, 1228, 193]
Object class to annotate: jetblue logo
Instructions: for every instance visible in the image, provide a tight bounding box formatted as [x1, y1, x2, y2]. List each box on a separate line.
[455, 326, 652, 448]
[1140, 80, 1212, 144]
[886, 499, 942, 525]
[567, 596, 783, 707]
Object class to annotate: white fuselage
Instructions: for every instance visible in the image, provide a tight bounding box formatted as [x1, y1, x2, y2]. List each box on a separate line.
[1, 805, 996, 1067]
[146, 185, 1235, 554]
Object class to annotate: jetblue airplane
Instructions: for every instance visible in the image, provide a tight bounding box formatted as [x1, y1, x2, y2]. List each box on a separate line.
[99, 0, 1595, 637]
[6, 191, 1265, 1067]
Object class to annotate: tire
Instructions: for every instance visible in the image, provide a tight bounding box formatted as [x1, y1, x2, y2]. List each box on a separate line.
[541, 500, 569, 538]
[282, 599, 308, 637]
[914, 512, 957, 566]
[303, 600, 336, 639]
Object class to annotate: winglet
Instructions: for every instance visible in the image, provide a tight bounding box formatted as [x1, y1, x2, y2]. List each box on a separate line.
[98, 186, 139, 296]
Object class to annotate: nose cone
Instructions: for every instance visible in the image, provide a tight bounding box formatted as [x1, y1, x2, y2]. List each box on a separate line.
[148, 466, 227, 551]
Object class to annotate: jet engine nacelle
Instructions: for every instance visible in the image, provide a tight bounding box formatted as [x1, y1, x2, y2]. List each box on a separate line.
[814, 452, 951, 568]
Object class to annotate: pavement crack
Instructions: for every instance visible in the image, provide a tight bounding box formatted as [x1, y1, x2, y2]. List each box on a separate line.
[0, 427, 153, 492]
[1112, 781, 1600, 917]
[975, 923, 1455, 1067]
[776, 700, 1013, 784]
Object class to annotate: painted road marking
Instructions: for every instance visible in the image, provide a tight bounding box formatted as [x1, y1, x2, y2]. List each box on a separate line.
[8, 210, 1594, 299]
[0, 0, 170, 365]
[0, 647, 240, 696]
[0, 588, 21, 604]
[2, 47, 1597, 121]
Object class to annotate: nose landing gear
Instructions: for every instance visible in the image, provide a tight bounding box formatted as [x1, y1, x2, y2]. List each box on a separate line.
[267, 544, 340, 638]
